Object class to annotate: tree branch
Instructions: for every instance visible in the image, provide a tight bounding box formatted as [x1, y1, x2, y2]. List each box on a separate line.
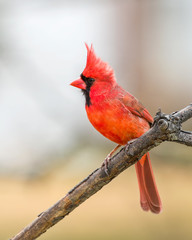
[10, 104, 192, 240]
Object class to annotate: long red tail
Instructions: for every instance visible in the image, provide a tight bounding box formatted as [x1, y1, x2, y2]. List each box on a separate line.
[135, 153, 162, 214]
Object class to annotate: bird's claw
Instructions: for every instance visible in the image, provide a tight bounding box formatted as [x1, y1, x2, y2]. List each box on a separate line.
[125, 138, 136, 156]
[101, 145, 121, 176]
[102, 154, 111, 176]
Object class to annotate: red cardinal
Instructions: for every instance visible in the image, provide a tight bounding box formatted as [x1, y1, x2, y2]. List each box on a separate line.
[70, 44, 162, 214]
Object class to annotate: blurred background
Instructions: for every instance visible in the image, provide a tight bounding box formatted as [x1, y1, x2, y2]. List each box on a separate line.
[1, 0, 192, 239]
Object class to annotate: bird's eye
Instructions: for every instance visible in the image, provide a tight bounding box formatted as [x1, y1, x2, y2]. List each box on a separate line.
[80, 74, 95, 86]
[87, 78, 95, 86]
[88, 78, 95, 82]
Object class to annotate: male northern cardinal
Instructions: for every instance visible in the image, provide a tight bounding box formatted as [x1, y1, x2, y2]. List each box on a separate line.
[70, 44, 162, 214]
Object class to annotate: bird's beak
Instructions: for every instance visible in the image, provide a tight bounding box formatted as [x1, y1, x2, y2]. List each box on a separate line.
[70, 78, 86, 90]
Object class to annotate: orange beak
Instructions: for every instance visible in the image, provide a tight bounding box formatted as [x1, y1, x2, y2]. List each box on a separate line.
[70, 78, 86, 90]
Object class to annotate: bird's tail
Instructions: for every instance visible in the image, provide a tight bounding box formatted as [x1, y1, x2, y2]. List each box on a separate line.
[135, 153, 162, 214]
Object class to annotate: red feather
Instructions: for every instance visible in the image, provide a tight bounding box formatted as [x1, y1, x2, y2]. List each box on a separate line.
[83, 44, 115, 83]
[71, 44, 162, 214]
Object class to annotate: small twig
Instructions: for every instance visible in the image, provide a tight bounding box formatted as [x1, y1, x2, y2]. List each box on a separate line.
[10, 104, 192, 240]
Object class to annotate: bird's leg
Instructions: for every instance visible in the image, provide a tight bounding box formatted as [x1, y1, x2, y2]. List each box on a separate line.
[102, 144, 121, 175]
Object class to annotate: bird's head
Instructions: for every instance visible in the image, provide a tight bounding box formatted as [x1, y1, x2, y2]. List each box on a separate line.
[70, 44, 116, 106]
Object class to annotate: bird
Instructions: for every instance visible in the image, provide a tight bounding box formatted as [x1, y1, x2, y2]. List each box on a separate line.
[70, 44, 162, 214]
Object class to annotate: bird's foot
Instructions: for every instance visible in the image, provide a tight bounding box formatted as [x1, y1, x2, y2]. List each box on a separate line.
[101, 144, 121, 176]
[125, 138, 137, 156]
[102, 154, 111, 176]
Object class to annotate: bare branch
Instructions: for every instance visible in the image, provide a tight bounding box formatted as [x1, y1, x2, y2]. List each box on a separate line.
[171, 130, 192, 146]
[173, 103, 192, 123]
[10, 104, 192, 240]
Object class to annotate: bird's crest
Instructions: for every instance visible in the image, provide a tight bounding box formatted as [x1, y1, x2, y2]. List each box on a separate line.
[82, 44, 115, 82]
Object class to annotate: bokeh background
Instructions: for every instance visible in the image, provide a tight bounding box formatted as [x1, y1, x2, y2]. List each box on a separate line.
[1, 1, 192, 239]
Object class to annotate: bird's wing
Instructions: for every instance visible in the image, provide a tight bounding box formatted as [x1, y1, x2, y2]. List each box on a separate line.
[117, 87, 153, 124]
